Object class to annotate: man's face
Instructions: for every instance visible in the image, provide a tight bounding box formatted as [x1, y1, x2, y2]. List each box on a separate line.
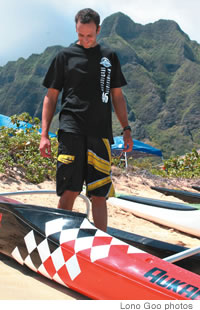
[76, 21, 100, 49]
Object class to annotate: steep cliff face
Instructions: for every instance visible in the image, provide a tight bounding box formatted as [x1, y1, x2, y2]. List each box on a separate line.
[0, 46, 63, 117]
[99, 13, 200, 156]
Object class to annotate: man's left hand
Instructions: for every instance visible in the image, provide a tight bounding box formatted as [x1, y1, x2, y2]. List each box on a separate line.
[123, 130, 133, 152]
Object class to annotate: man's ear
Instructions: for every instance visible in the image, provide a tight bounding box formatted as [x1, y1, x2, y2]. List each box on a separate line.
[97, 25, 101, 35]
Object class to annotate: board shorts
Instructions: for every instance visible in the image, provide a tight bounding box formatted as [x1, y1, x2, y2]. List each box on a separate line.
[56, 131, 115, 198]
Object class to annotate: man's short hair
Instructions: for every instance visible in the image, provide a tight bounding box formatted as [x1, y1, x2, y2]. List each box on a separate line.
[75, 8, 100, 29]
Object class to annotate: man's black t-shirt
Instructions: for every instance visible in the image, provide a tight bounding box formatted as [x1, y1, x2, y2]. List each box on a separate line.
[43, 43, 127, 143]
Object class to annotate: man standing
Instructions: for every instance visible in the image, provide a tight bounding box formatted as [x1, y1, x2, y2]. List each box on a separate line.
[39, 8, 133, 231]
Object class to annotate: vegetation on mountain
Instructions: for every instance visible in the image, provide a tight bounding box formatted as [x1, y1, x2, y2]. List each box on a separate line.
[0, 12, 200, 158]
[98, 13, 200, 157]
[0, 46, 63, 118]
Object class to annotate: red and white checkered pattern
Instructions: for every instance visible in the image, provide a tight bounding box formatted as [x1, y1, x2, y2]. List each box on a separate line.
[12, 217, 144, 287]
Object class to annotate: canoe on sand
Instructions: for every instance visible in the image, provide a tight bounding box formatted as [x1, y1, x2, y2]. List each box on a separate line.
[1, 196, 200, 300]
[151, 186, 200, 204]
[108, 194, 200, 238]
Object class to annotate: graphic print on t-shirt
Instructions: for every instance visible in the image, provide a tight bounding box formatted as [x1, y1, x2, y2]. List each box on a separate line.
[100, 57, 112, 103]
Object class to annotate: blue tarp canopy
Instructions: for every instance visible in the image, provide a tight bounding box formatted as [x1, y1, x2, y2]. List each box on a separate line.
[0, 114, 56, 138]
[111, 136, 162, 158]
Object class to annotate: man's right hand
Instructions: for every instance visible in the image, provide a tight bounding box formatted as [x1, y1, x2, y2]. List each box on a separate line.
[39, 136, 51, 158]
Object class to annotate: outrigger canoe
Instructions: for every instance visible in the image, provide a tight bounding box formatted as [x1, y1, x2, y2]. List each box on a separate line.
[151, 186, 200, 204]
[1, 196, 200, 300]
[108, 227, 200, 275]
[1, 195, 200, 275]
[108, 194, 200, 237]
[192, 186, 200, 192]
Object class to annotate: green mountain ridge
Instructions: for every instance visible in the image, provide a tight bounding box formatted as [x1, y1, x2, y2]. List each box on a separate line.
[0, 12, 200, 157]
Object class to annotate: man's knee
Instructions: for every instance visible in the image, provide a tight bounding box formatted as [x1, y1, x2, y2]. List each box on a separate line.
[91, 195, 106, 202]
[61, 190, 79, 199]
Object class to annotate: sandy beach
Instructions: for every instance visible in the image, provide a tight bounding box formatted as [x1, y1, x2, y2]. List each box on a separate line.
[0, 168, 200, 300]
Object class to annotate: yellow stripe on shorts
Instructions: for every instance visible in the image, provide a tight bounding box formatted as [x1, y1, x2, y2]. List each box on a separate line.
[87, 176, 112, 192]
[57, 154, 75, 164]
[107, 183, 115, 198]
[88, 150, 111, 175]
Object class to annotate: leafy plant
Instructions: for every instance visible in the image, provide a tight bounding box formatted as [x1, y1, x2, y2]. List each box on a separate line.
[0, 113, 57, 183]
[153, 149, 200, 178]
[1, 113, 200, 184]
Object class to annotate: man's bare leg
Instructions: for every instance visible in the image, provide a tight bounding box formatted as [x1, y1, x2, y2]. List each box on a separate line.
[91, 196, 107, 232]
[58, 190, 79, 210]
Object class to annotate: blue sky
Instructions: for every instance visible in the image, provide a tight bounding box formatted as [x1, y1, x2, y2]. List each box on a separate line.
[1, 0, 200, 66]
